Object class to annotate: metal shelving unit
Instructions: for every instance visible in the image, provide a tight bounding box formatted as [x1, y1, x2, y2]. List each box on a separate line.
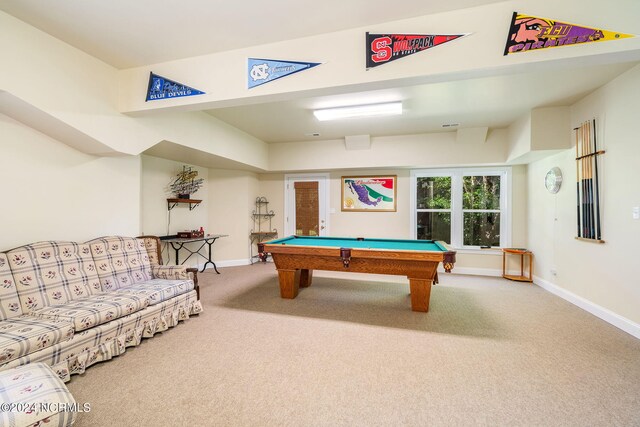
[250, 197, 277, 263]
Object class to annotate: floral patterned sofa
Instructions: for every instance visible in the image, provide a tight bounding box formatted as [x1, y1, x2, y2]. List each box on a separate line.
[0, 236, 202, 382]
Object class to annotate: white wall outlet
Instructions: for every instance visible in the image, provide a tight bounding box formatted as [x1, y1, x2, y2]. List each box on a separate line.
[633, 206, 640, 220]
[550, 268, 557, 276]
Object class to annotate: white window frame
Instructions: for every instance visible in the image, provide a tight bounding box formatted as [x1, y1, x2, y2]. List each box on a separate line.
[410, 167, 512, 250]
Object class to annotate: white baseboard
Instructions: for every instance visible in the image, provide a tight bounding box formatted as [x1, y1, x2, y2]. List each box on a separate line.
[534, 275, 640, 339]
[443, 266, 530, 278]
[442, 266, 503, 277]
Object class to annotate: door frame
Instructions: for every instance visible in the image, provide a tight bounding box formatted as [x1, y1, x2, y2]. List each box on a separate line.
[284, 173, 330, 236]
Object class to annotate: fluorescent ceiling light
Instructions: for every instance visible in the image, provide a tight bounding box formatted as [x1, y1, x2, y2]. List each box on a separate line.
[313, 102, 402, 121]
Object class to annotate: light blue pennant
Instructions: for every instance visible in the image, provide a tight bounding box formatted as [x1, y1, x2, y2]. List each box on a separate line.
[248, 58, 321, 89]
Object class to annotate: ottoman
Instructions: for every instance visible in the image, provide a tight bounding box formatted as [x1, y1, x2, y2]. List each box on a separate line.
[0, 363, 77, 427]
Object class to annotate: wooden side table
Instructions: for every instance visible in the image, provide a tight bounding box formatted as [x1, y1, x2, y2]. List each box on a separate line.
[502, 248, 533, 283]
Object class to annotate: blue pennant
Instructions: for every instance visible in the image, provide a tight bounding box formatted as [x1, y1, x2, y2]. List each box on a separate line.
[248, 59, 321, 89]
[146, 72, 205, 101]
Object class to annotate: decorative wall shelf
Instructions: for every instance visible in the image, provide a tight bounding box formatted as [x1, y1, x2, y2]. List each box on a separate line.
[167, 198, 202, 211]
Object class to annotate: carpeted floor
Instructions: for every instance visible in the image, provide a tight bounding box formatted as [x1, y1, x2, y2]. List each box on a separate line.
[67, 265, 640, 426]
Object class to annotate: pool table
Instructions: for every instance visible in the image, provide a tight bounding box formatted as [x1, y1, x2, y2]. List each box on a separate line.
[258, 236, 456, 312]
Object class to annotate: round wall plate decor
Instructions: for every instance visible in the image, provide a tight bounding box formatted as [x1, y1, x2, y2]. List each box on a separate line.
[545, 167, 563, 194]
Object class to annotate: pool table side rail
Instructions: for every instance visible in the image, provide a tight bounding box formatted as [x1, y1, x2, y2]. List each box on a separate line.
[261, 241, 456, 266]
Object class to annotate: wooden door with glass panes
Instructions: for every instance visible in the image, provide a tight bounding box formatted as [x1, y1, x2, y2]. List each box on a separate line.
[294, 181, 319, 236]
[285, 174, 328, 237]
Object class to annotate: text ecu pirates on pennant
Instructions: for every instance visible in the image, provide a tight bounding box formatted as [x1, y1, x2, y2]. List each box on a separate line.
[504, 12, 634, 55]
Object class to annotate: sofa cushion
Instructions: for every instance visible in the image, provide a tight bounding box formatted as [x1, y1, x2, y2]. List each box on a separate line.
[0, 315, 74, 365]
[0, 362, 78, 427]
[0, 253, 22, 320]
[116, 279, 194, 306]
[86, 236, 153, 291]
[7, 241, 102, 314]
[34, 293, 148, 332]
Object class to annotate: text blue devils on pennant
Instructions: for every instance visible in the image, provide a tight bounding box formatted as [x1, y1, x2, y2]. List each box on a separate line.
[146, 72, 205, 101]
[248, 59, 321, 89]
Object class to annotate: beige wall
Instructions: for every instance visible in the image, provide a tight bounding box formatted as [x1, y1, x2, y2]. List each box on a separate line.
[531, 107, 571, 151]
[257, 174, 285, 239]
[507, 113, 532, 163]
[140, 155, 209, 264]
[141, 155, 209, 237]
[0, 10, 268, 169]
[0, 12, 130, 153]
[140, 157, 259, 266]
[0, 114, 140, 249]
[258, 165, 528, 273]
[327, 170, 410, 238]
[527, 64, 640, 325]
[208, 169, 259, 263]
[269, 130, 509, 171]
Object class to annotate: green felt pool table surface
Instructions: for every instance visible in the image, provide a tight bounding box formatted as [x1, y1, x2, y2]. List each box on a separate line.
[265, 235, 448, 252]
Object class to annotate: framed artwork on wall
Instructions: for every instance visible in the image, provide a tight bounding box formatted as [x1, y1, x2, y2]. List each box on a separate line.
[341, 175, 397, 212]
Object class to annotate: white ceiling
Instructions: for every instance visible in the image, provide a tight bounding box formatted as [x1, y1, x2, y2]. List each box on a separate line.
[1, 0, 638, 145]
[0, 0, 506, 69]
[206, 62, 636, 143]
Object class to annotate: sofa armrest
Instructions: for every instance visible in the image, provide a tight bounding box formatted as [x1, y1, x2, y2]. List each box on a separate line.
[186, 268, 199, 300]
[151, 265, 200, 300]
[152, 265, 200, 299]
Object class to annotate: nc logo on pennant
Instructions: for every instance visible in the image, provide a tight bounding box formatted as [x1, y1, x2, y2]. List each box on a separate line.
[247, 58, 321, 89]
[250, 63, 271, 82]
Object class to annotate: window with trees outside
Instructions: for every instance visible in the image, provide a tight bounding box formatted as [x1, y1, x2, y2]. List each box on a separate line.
[410, 168, 511, 249]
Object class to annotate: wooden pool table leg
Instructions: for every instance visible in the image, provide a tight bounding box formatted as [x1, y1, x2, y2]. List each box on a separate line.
[277, 269, 300, 299]
[408, 277, 432, 312]
[299, 269, 313, 288]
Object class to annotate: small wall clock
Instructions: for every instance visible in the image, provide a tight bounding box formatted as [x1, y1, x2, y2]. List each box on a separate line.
[545, 167, 563, 194]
